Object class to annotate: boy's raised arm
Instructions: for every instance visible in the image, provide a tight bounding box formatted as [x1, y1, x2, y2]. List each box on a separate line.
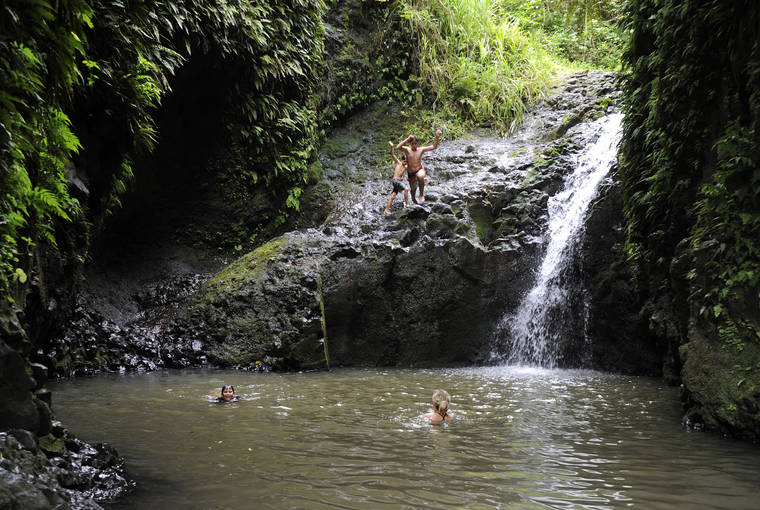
[389, 140, 400, 164]
[396, 135, 411, 150]
[421, 129, 442, 152]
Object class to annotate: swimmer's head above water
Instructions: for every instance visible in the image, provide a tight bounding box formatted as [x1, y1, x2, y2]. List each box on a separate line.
[432, 389, 450, 418]
[220, 385, 235, 401]
[421, 389, 452, 424]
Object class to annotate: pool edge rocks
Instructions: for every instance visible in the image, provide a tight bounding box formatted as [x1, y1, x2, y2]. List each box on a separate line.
[0, 424, 132, 509]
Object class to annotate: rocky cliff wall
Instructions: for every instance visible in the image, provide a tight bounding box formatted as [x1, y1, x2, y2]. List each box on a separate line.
[166, 71, 651, 372]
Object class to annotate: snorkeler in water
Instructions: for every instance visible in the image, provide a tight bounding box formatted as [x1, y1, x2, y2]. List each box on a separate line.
[421, 389, 452, 424]
[216, 384, 241, 403]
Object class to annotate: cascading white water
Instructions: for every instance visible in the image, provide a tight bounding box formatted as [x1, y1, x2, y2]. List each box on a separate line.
[503, 113, 623, 367]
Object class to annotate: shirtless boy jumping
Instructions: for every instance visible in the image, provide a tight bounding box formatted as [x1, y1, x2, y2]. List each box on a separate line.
[396, 128, 442, 203]
[384, 140, 409, 215]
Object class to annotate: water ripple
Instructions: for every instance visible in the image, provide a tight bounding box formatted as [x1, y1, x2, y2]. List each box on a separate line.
[49, 368, 760, 509]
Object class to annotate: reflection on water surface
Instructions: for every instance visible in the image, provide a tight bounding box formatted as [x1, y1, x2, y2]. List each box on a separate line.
[50, 367, 760, 509]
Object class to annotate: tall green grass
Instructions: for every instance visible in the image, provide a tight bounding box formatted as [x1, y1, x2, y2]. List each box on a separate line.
[398, 0, 561, 134]
[503, 0, 624, 70]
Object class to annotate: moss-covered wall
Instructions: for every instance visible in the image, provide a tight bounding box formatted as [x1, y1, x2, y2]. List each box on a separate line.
[619, 0, 760, 440]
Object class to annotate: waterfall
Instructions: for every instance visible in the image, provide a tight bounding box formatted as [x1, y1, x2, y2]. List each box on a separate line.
[498, 113, 623, 367]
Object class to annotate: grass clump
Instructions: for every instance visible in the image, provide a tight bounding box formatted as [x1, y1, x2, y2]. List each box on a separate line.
[391, 0, 625, 135]
[503, 0, 625, 70]
[399, 0, 560, 134]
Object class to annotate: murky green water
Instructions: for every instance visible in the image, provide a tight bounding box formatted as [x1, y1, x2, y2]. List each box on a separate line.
[50, 367, 760, 509]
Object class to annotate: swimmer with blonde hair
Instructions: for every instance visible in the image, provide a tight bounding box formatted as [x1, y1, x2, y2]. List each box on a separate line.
[421, 389, 452, 424]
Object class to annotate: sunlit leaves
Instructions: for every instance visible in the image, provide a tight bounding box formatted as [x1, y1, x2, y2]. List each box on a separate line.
[0, 0, 93, 305]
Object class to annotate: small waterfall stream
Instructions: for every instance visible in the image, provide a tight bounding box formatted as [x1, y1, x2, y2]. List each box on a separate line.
[498, 113, 623, 367]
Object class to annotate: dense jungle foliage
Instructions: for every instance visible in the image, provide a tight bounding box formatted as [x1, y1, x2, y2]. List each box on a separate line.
[619, 0, 760, 437]
[398, 0, 623, 133]
[1, 0, 325, 331]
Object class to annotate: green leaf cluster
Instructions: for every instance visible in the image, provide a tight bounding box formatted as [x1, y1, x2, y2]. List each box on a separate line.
[215, 0, 326, 221]
[317, 0, 418, 128]
[395, 0, 624, 134]
[1, 0, 327, 312]
[503, 0, 625, 70]
[619, 1, 760, 359]
[397, 0, 561, 134]
[690, 123, 760, 331]
[1, 0, 92, 307]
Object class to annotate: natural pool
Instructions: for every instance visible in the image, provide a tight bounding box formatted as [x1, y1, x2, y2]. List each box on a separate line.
[50, 367, 760, 509]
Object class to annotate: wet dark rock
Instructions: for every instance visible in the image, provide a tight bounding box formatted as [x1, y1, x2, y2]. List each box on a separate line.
[580, 176, 663, 375]
[29, 363, 48, 389]
[430, 202, 454, 215]
[33, 400, 52, 436]
[9, 429, 37, 451]
[34, 389, 52, 407]
[399, 205, 431, 221]
[0, 430, 131, 509]
[0, 339, 44, 434]
[426, 212, 459, 236]
[400, 227, 421, 247]
[51, 421, 67, 439]
[38, 273, 213, 379]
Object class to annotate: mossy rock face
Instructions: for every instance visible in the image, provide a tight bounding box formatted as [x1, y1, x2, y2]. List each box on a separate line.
[467, 200, 493, 244]
[680, 322, 760, 441]
[176, 236, 330, 370]
[38, 434, 66, 456]
[204, 237, 290, 295]
[175, 211, 542, 370]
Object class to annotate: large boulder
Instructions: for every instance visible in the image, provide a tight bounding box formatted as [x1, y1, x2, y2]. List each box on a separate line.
[0, 340, 46, 434]
[173, 225, 539, 369]
[170, 71, 627, 370]
[174, 236, 329, 370]
[679, 299, 760, 440]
